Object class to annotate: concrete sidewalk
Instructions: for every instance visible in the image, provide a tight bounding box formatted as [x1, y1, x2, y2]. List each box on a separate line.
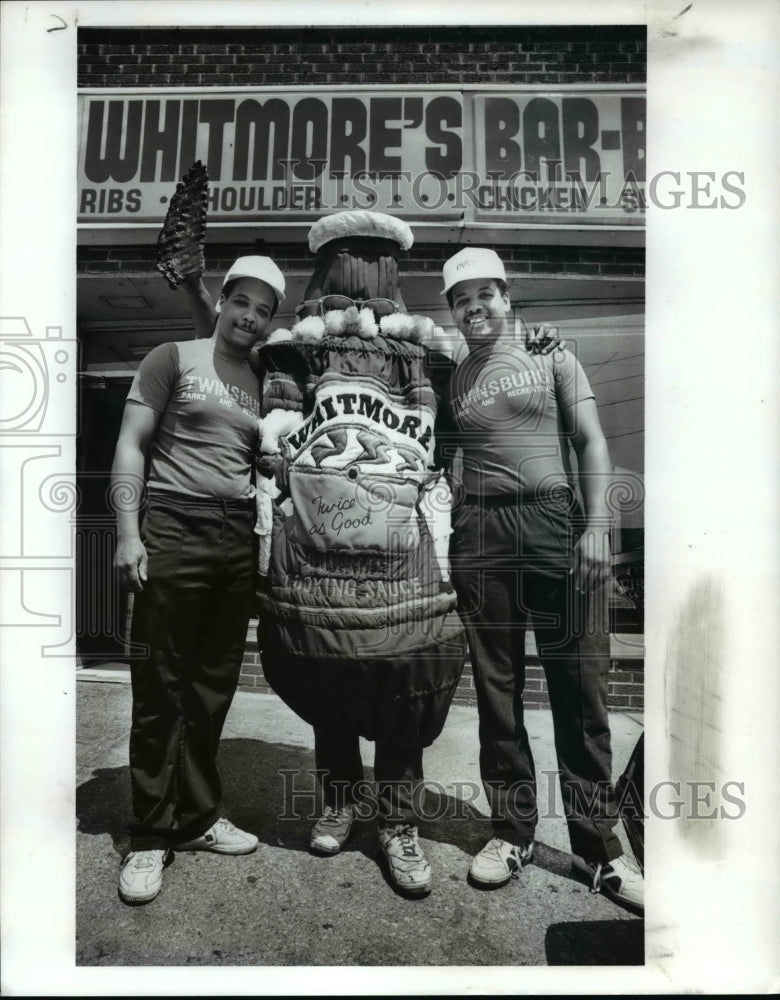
[76, 669, 644, 968]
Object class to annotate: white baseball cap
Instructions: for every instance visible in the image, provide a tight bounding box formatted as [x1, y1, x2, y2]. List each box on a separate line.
[222, 256, 286, 304]
[441, 247, 507, 296]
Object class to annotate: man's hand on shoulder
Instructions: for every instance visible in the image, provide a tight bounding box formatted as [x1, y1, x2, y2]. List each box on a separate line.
[115, 536, 148, 593]
[525, 322, 565, 356]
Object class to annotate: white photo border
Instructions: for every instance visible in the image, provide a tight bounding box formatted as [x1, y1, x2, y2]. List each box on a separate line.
[1, 0, 777, 994]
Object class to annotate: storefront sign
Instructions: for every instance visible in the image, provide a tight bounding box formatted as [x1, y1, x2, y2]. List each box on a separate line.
[77, 87, 645, 227]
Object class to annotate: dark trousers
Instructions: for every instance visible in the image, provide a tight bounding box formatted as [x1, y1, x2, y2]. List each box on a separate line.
[450, 494, 622, 864]
[314, 727, 424, 826]
[128, 493, 256, 850]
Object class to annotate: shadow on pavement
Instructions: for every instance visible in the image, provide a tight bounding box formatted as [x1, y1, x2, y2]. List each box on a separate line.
[545, 919, 644, 965]
[77, 736, 496, 861]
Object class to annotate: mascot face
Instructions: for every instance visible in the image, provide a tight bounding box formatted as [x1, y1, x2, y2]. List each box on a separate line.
[284, 221, 410, 344]
[299, 221, 410, 323]
[262, 214, 443, 352]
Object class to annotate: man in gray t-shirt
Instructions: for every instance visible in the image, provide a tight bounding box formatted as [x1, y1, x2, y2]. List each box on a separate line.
[111, 257, 284, 905]
[439, 247, 644, 915]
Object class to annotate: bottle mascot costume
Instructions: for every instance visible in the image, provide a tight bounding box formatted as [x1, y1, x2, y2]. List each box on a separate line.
[156, 180, 467, 890]
[254, 210, 466, 758]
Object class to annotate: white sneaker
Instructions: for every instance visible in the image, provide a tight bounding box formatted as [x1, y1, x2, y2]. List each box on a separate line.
[310, 805, 355, 855]
[469, 838, 534, 887]
[176, 817, 258, 855]
[118, 849, 171, 904]
[378, 824, 432, 897]
[573, 853, 644, 913]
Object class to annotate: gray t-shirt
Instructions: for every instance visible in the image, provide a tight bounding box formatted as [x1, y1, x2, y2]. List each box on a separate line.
[445, 341, 594, 497]
[127, 337, 261, 499]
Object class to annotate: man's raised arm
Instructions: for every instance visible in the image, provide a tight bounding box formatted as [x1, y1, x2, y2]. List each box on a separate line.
[181, 257, 217, 339]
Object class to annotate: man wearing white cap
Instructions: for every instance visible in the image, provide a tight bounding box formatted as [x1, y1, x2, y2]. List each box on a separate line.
[439, 247, 644, 913]
[111, 256, 285, 904]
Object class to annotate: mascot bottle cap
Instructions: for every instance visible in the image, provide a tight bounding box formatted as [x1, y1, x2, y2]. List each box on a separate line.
[308, 211, 413, 254]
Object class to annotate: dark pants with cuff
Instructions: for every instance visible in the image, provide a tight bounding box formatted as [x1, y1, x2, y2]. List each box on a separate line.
[128, 491, 256, 851]
[450, 493, 622, 864]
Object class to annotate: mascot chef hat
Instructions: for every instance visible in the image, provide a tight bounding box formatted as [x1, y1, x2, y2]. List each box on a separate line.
[302, 211, 414, 308]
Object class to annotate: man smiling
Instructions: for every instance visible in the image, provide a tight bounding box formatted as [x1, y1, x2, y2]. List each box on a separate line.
[440, 247, 644, 913]
[111, 256, 285, 904]
[448, 260, 511, 350]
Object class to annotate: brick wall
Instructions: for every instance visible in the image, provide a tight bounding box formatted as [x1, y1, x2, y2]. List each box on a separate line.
[238, 624, 644, 711]
[78, 27, 646, 89]
[77, 241, 644, 279]
[450, 660, 645, 711]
